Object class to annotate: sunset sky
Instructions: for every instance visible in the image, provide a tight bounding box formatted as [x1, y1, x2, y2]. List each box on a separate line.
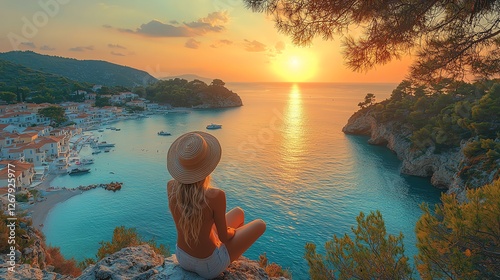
[0, 0, 412, 83]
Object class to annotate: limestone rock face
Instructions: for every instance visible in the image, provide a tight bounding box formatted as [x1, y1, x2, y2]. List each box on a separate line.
[78, 245, 164, 280]
[343, 108, 466, 194]
[0, 264, 71, 280]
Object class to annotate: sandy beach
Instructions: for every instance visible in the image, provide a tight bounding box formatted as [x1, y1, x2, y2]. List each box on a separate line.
[28, 189, 81, 231]
[26, 173, 81, 231]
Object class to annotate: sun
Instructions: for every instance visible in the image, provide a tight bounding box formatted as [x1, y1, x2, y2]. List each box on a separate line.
[272, 50, 318, 82]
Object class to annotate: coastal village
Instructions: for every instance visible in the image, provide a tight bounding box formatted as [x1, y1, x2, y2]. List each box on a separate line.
[0, 88, 169, 211]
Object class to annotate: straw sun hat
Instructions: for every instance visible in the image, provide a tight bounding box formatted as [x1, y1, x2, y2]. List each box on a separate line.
[167, 131, 222, 184]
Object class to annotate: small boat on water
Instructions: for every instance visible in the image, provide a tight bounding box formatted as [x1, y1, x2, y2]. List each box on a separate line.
[80, 158, 94, 165]
[92, 150, 102, 155]
[115, 128, 121, 131]
[98, 129, 104, 132]
[157, 131, 172, 136]
[206, 124, 222, 130]
[104, 148, 111, 153]
[98, 141, 115, 148]
[68, 168, 90, 175]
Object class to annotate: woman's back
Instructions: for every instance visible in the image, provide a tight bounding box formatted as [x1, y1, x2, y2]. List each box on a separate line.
[168, 180, 221, 258]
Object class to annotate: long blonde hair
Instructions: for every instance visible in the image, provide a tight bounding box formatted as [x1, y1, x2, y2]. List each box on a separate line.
[170, 176, 211, 246]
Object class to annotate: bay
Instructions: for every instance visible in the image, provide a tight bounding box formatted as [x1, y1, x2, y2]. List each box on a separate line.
[44, 82, 442, 279]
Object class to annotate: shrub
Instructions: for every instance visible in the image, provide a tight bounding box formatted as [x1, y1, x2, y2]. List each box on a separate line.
[259, 253, 292, 278]
[45, 247, 81, 277]
[415, 179, 500, 279]
[304, 211, 413, 279]
[96, 226, 168, 260]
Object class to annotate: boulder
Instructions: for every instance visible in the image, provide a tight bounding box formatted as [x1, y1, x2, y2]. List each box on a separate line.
[0, 264, 71, 280]
[78, 245, 164, 280]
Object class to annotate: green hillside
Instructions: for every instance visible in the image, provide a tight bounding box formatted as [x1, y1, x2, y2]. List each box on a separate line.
[0, 59, 91, 103]
[0, 51, 157, 88]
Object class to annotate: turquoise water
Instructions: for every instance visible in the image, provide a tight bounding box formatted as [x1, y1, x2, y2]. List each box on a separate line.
[43, 83, 442, 279]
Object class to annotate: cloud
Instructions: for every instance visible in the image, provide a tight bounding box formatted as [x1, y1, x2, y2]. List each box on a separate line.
[134, 20, 191, 37]
[185, 38, 201, 49]
[210, 39, 233, 48]
[275, 41, 285, 54]
[185, 21, 224, 33]
[118, 28, 135, 33]
[108, 44, 127, 49]
[117, 11, 230, 37]
[40, 45, 55, 51]
[69, 45, 94, 52]
[111, 51, 125, 56]
[20, 42, 36, 49]
[244, 39, 266, 52]
[185, 11, 229, 34]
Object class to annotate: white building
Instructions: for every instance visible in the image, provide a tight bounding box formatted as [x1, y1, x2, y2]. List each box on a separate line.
[0, 160, 35, 191]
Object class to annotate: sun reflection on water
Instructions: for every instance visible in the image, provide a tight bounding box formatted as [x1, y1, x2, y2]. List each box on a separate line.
[278, 84, 305, 182]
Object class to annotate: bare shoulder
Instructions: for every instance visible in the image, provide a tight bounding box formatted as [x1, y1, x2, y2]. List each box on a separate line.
[206, 187, 225, 201]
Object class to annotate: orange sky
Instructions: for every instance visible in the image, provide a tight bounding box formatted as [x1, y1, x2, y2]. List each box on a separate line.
[0, 0, 412, 83]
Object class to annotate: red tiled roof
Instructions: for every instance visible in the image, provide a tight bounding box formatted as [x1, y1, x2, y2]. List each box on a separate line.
[0, 112, 34, 118]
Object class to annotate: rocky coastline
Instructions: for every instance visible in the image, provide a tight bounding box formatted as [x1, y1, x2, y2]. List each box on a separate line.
[2, 239, 289, 280]
[342, 108, 469, 198]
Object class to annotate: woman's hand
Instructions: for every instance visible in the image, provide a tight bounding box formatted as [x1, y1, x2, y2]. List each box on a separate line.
[227, 227, 236, 240]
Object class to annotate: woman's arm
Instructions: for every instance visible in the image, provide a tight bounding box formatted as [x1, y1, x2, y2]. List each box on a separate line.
[211, 189, 235, 243]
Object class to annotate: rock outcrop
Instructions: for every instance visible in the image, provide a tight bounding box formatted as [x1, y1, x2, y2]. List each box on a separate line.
[342, 108, 467, 196]
[3, 245, 289, 280]
[0, 264, 72, 280]
[79, 245, 164, 280]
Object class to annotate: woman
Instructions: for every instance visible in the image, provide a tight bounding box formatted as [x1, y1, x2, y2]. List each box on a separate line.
[167, 131, 266, 279]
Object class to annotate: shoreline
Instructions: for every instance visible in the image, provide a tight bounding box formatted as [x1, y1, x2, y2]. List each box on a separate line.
[27, 172, 123, 231]
[27, 172, 78, 231]
[28, 188, 82, 231]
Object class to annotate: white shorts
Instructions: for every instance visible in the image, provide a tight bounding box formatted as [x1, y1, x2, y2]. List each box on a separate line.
[175, 244, 231, 279]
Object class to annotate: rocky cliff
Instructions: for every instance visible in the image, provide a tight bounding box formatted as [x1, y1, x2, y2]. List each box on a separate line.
[342, 108, 469, 197]
[3, 245, 289, 280]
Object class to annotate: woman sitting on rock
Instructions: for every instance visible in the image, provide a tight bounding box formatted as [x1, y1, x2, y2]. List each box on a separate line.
[166, 131, 266, 279]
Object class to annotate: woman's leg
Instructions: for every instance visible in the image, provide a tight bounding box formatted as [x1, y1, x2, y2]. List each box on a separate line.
[212, 207, 245, 238]
[226, 207, 245, 229]
[225, 219, 266, 262]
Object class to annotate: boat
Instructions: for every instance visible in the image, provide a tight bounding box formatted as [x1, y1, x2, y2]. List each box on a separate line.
[68, 168, 91, 175]
[98, 129, 104, 132]
[92, 150, 102, 155]
[115, 128, 121, 131]
[206, 124, 222, 130]
[80, 158, 94, 165]
[97, 141, 116, 148]
[104, 148, 111, 153]
[157, 131, 172, 136]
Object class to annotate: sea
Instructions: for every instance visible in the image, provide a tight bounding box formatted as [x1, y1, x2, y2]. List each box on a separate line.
[43, 82, 443, 279]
